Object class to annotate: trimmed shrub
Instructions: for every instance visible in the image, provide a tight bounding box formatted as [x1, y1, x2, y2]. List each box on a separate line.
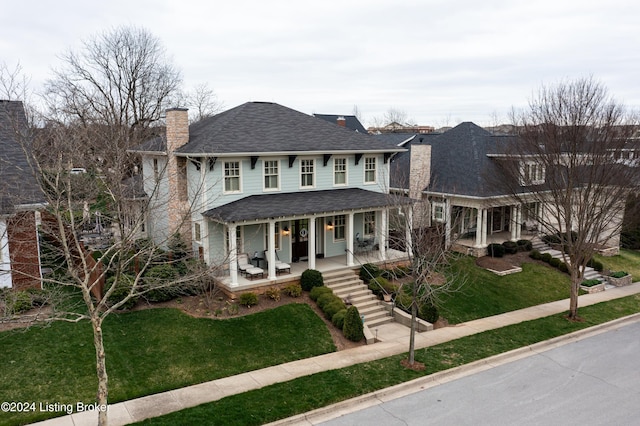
[549, 257, 561, 268]
[343, 305, 364, 342]
[332, 309, 347, 329]
[316, 292, 338, 310]
[557, 262, 569, 274]
[581, 279, 601, 287]
[516, 239, 533, 251]
[309, 286, 332, 301]
[610, 271, 629, 278]
[282, 283, 302, 298]
[324, 300, 347, 320]
[394, 265, 411, 277]
[529, 249, 542, 260]
[265, 287, 281, 301]
[105, 275, 138, 310]
[238, 292, 258, 307]
[541, 253, 553, 263]
[4, 291, 33, 314]
[359, 263, 381, 283]
[418, 302, 439, 323]
[300, 269, 324, 291]
[143, 264, 179, 302]
[368, 276, 390, 298]
[502, 241, 518, 255]
[587, 259, 604, 272]
[487, 243, 505, 258]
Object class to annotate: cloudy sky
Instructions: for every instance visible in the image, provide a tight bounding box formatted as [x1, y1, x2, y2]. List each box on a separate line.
[2, 0, 639, 127]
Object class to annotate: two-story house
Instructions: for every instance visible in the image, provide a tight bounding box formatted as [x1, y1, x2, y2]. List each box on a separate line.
[131, 102, 408, 289]
[0, 100, 45, 290]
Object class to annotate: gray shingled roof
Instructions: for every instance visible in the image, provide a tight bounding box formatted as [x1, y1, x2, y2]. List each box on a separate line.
[313, 114, 368, 133]
[171, 102, 403, 155]
[0, 101, 45, 214]
[388, 122, 514, 197]
[202, 188, 410, 223]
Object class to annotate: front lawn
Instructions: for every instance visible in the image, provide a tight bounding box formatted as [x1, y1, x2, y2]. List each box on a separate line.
[439, 257, 571, 323]
[0, 304, 335, 426]
[595, 248, 640, 281]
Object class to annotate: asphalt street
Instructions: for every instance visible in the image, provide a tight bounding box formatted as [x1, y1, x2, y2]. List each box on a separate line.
[321, 320, 640, 426]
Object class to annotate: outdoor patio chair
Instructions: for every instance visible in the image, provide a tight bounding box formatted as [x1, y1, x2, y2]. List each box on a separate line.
[263, 250, 291, 275]
[238, 253, 264, 278]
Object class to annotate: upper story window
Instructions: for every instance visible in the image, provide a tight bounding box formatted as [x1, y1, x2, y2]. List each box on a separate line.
[300, 159, 315, 188]
[364, 157, 376, 183]
[194, 222, 202, 242]
[520, 161, 545, 186]
[224, 161, 241, 193]
[263, 160, 280, 191]
[334, 157, 347, 186]
[333, 214, 346, 241]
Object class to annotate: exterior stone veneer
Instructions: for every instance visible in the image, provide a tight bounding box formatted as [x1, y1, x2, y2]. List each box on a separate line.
[608, 274, 632, 287]
[165, 108, 192, 248]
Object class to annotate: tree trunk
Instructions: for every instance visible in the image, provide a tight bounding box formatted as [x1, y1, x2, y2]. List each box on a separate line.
[92, 317, 109, 426]
[568, 272, 580, 320]
[408, 301, 417, 365]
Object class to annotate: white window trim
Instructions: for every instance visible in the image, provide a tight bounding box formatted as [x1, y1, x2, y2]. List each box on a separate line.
[432, 201, 446, 223]
[194, 222, 202, 243]
[223, 160, 243, 194]
[519, 161, 545, 186]
[264, 222, 281, 251]
[263, 159, 280, 192]
[364, 156, 377, 184]
[364, 211, 376, 236]
[333, 214, 346, 242]
[299, 158, 315, 189]
[333, 157, 348, 187]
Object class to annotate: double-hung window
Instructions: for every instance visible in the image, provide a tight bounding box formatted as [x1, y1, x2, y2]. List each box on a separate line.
[432, 201, 446, 222]
[364, 157, 376, 183]
[364, 211, 376, 236]
[264, 160, 279, 191]
[519, 161, 545, 186]
[334, 158, 347, 186]
[300, 159, 315, 188]
[224, 161, 241, 193]
[333, 215, 346, 241]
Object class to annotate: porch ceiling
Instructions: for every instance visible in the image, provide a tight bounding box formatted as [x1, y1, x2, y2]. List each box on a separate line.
[202, 188, 411, 223]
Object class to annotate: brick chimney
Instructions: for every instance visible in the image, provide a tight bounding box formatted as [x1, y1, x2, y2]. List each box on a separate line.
[165, 108, 192, 249]
[409, 143, 431, 200]
[336, 116, 346, 127]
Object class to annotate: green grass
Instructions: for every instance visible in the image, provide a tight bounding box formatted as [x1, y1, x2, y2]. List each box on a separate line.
[136, 294, 640, 426]
[595, 248, 640, 281]
[439, 257, 571, 323]
[0, 304, 334, 426]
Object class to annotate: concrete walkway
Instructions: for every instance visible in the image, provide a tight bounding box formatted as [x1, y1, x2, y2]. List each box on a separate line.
[33, 283, 640, 426]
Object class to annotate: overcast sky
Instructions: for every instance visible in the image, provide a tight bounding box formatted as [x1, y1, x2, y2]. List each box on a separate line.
[2, 0, 639, 127]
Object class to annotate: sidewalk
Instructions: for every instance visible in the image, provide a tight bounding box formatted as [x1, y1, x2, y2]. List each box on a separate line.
[34, 283, 640, 426]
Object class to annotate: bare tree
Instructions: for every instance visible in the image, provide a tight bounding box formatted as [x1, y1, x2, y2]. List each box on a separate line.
[0, 61, 32, 101]
[45, 25, 182, 145]
[498, 77, 638, 320]
[184, 83, 223, 122]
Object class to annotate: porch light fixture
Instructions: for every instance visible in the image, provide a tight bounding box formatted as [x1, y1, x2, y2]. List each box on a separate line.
[282, 226, 290, 236]
[327, 220, 333, 231]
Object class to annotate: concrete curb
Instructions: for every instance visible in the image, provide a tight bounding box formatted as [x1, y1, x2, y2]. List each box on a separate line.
[267, 312, 640, 425]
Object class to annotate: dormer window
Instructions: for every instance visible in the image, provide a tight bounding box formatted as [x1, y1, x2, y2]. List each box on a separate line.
[520, 161, 545, 186]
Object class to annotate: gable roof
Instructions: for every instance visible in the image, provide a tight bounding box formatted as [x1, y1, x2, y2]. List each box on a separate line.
[0, 100, 45, 214]
[389, 122, 513, 198]
[135, 102, 403, 156]
[312, 114, 368, 133]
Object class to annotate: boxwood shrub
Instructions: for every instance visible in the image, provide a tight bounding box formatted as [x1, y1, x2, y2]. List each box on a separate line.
[516, 239, 533, 251]
[309, 285, 333, 301]
[301, 269, 324, 291]
[238, 292, 258, 307]
[502, 241, 518, 255]
[359, 263, 381, 283]
[332, 309, 347, 329]
[487, 243, 505, 258]
[343, 305, 364, 342]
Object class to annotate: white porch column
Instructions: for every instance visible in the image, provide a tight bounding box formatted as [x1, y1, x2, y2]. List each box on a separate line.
[347, 212, 354, 266]
[481, 209, 488, 246]
[379, 209, 387, 261]
[475, 208, 483, 247]
[444, 200, 452, 248]
[405, 208, 414, 257]
[516, 205, 522, 240]
[308, 216, 316, 270]
[267, 220, 276, 280]
[229, 224, 238, 287]
[510, 205, 518, 241]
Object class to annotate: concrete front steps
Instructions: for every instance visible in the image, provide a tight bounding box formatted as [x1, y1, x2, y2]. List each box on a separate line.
[322, 269, 393, 329]
[531, 237, 605, 283]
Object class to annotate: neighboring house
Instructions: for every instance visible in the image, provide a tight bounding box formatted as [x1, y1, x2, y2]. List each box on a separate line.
[387, 122, 625, 256]
[0, 100, 45, 290]
[313, 114, 368, 133]
[368, 122, 435, 135]
[131, 102, 407, 288]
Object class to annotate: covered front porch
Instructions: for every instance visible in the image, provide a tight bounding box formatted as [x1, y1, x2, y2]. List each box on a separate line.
[214, 248, 409, 294]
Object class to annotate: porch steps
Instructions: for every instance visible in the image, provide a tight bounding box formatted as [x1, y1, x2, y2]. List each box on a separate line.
[322, 269, 393, 328]
[532, 237, 606, 283]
